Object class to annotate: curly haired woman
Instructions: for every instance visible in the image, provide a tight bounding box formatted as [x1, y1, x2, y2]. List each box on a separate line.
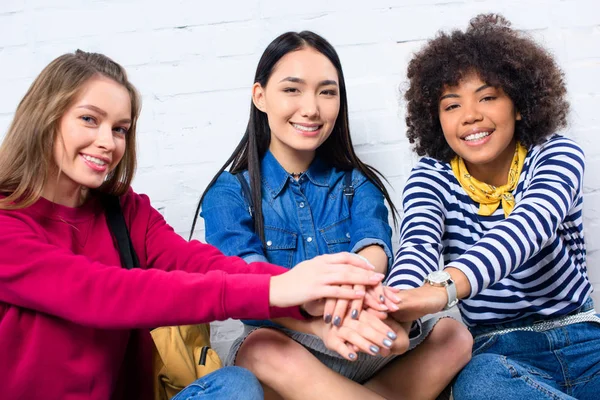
[386, 13, 600, 400]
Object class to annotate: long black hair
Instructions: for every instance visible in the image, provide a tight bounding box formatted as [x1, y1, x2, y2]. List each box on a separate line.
[190, 31, 398, 242]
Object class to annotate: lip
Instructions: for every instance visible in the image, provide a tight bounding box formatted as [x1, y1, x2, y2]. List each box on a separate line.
[460, 127, 495, 140]
[81, 153, 111, 164]
[290, 122, 323, 136]
[80, 153, 110, 172]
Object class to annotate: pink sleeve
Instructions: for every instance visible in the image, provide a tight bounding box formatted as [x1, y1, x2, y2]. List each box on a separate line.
[0, 212, 303, 328]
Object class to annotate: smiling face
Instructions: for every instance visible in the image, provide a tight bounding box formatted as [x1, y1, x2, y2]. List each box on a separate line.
[48, 74, 132, 205]
[252, 47, 340, 169]
[438, 72, 521, 185]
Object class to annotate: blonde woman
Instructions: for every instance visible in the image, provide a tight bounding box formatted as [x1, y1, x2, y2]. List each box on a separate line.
[0, 50, 385, 399]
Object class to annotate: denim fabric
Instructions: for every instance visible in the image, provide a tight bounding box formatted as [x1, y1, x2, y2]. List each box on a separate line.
[453, 298, 600, 400]
[202, 151, 393, 327]
[171, 367, 263, 400]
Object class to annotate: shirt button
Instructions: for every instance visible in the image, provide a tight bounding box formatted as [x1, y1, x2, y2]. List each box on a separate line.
[266, 240, 273, 247]
[299, 202, 305, 208]
[346, 232, 351, 238]
[306, 237, 313, 243]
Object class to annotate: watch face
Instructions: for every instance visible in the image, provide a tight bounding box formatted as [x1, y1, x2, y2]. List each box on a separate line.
[429, 270, 451, 284]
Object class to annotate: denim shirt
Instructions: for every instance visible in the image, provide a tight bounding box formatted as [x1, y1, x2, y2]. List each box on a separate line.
[201, 151, 393, 326]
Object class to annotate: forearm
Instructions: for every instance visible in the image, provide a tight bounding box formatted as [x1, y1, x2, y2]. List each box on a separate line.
[357, 245, 388, 275]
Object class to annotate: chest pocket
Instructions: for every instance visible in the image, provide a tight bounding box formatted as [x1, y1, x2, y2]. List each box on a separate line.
[264, 226, 297, 269]
[319, 217, 351, 254]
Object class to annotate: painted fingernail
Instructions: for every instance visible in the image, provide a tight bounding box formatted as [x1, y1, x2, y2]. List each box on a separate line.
[370, 273, 385, 281]
[389, 303, 399, 311]
[369, 345, 380, 354]
[383, 339, 393, 348]
[349, 353, 356, 360]
[387, 331, 397, 340]
[379, 295, 385, 303]
[333, 316, 341, 327]
[355, 290, 366, 296]
[351, 309, 359, 319]
[324, 314, 332, 324]
[379, 304, 389, 311]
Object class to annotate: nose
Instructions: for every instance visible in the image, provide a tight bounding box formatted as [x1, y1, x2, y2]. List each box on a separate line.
[461, 102, 483, 125]
[300, 94, 319, 119]
[95, 124, 117, 152]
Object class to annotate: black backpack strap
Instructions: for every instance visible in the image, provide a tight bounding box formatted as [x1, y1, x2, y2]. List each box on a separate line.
[235, 173, 254, 218]
[101, 194, 140, 270]
[343, 170, 354, 209]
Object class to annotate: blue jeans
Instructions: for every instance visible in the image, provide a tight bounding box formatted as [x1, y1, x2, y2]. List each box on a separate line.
[453, 299, 600, 399]
[171, 367, 263, 400]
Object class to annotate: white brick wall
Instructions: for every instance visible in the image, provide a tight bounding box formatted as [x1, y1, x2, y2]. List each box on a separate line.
[1, 0, 599, 359]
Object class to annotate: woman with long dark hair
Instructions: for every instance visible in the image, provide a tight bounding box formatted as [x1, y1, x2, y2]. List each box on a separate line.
[196, 31, 472, 399]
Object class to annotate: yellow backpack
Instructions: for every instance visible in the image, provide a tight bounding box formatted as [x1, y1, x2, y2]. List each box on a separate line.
[151, 324, 222, 400]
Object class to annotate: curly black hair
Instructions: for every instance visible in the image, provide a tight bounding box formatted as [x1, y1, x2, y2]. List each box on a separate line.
[404, 13, 569, 162]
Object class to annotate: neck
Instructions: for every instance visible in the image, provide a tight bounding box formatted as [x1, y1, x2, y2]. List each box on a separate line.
[464, 140, 517, 187]
[269, 145, 315, 176]
[42, 171, 88, 208]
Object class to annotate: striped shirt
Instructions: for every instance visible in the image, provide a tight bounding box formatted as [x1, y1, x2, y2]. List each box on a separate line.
[387, 135, 591, 326]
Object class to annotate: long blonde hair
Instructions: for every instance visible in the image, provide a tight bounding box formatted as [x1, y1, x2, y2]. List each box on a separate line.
[0, 50, 141, 209]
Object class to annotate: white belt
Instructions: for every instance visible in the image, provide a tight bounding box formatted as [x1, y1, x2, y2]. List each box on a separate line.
[475, 309, 600, 339]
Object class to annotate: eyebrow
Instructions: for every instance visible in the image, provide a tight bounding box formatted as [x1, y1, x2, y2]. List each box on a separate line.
[439, 84, 493, 101]
[77, 104, 132, 124]
[278, 76, 338, 86]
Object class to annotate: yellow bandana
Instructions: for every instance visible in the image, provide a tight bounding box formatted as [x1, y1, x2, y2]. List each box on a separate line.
[450, 142, 527, 218]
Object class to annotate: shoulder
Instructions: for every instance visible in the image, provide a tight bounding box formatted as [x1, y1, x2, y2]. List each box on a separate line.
[530, 134, 584, 158]
[406, 157, 454, 187]
[527, 135, 585, 170]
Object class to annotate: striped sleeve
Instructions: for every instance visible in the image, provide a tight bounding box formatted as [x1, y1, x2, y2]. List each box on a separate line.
[449, 138, 585, 298]
[387, 160, 446, 290]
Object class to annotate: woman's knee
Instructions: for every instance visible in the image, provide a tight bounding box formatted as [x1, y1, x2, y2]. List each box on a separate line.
[427, 318, 473, 366]
[235, 329, 308, 377]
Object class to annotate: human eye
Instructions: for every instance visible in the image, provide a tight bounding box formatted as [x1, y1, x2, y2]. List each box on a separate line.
[283, 87, 299, 93]
[113, 126, 129, 135]
[321, 89, 338, 96]
[80, 115, 97, 124]
[443, 104, 459, 111]
[481, 95, 497, 102]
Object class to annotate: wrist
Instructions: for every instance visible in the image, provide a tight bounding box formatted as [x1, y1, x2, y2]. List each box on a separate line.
[269, 275, 282, 307]
[424, 270, 458, 310]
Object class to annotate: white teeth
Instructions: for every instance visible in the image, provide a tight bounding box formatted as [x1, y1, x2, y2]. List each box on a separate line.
[292, 123, 319, 132]
[464, 131, 492, 141]
[82, 155, 107, 166]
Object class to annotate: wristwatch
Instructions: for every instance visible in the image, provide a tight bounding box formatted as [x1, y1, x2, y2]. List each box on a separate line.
[424, 270, 458, 310]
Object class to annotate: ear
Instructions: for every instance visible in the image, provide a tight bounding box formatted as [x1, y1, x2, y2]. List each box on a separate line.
[252, 82, 267, 112]
[516, 110, 522, 121]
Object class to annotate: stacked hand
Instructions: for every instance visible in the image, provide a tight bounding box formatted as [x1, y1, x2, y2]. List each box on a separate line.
[313, 307, 411, 361]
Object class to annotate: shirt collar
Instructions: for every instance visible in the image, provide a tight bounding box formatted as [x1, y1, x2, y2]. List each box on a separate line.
[261, 151, 331, 199]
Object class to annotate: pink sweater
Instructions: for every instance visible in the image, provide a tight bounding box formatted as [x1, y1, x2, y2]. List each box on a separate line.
[0, 190, 301, 399]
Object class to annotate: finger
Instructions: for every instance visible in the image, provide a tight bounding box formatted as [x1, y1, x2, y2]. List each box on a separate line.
[316, 285, 367, 301]
[320, 252, 376, 271]
[349, 284, 365, 320]
[365, 306, 389, 321]
[325, 331, 358, 361]
[332, 286, 351, 327]
[364, 289, 389, 312]
[323, 298, 336, 324]
[337, 326, 382, 356]
[382, 286, 400, 312]
[358, 310, 398, 347]
[323, 266, 385, 286]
